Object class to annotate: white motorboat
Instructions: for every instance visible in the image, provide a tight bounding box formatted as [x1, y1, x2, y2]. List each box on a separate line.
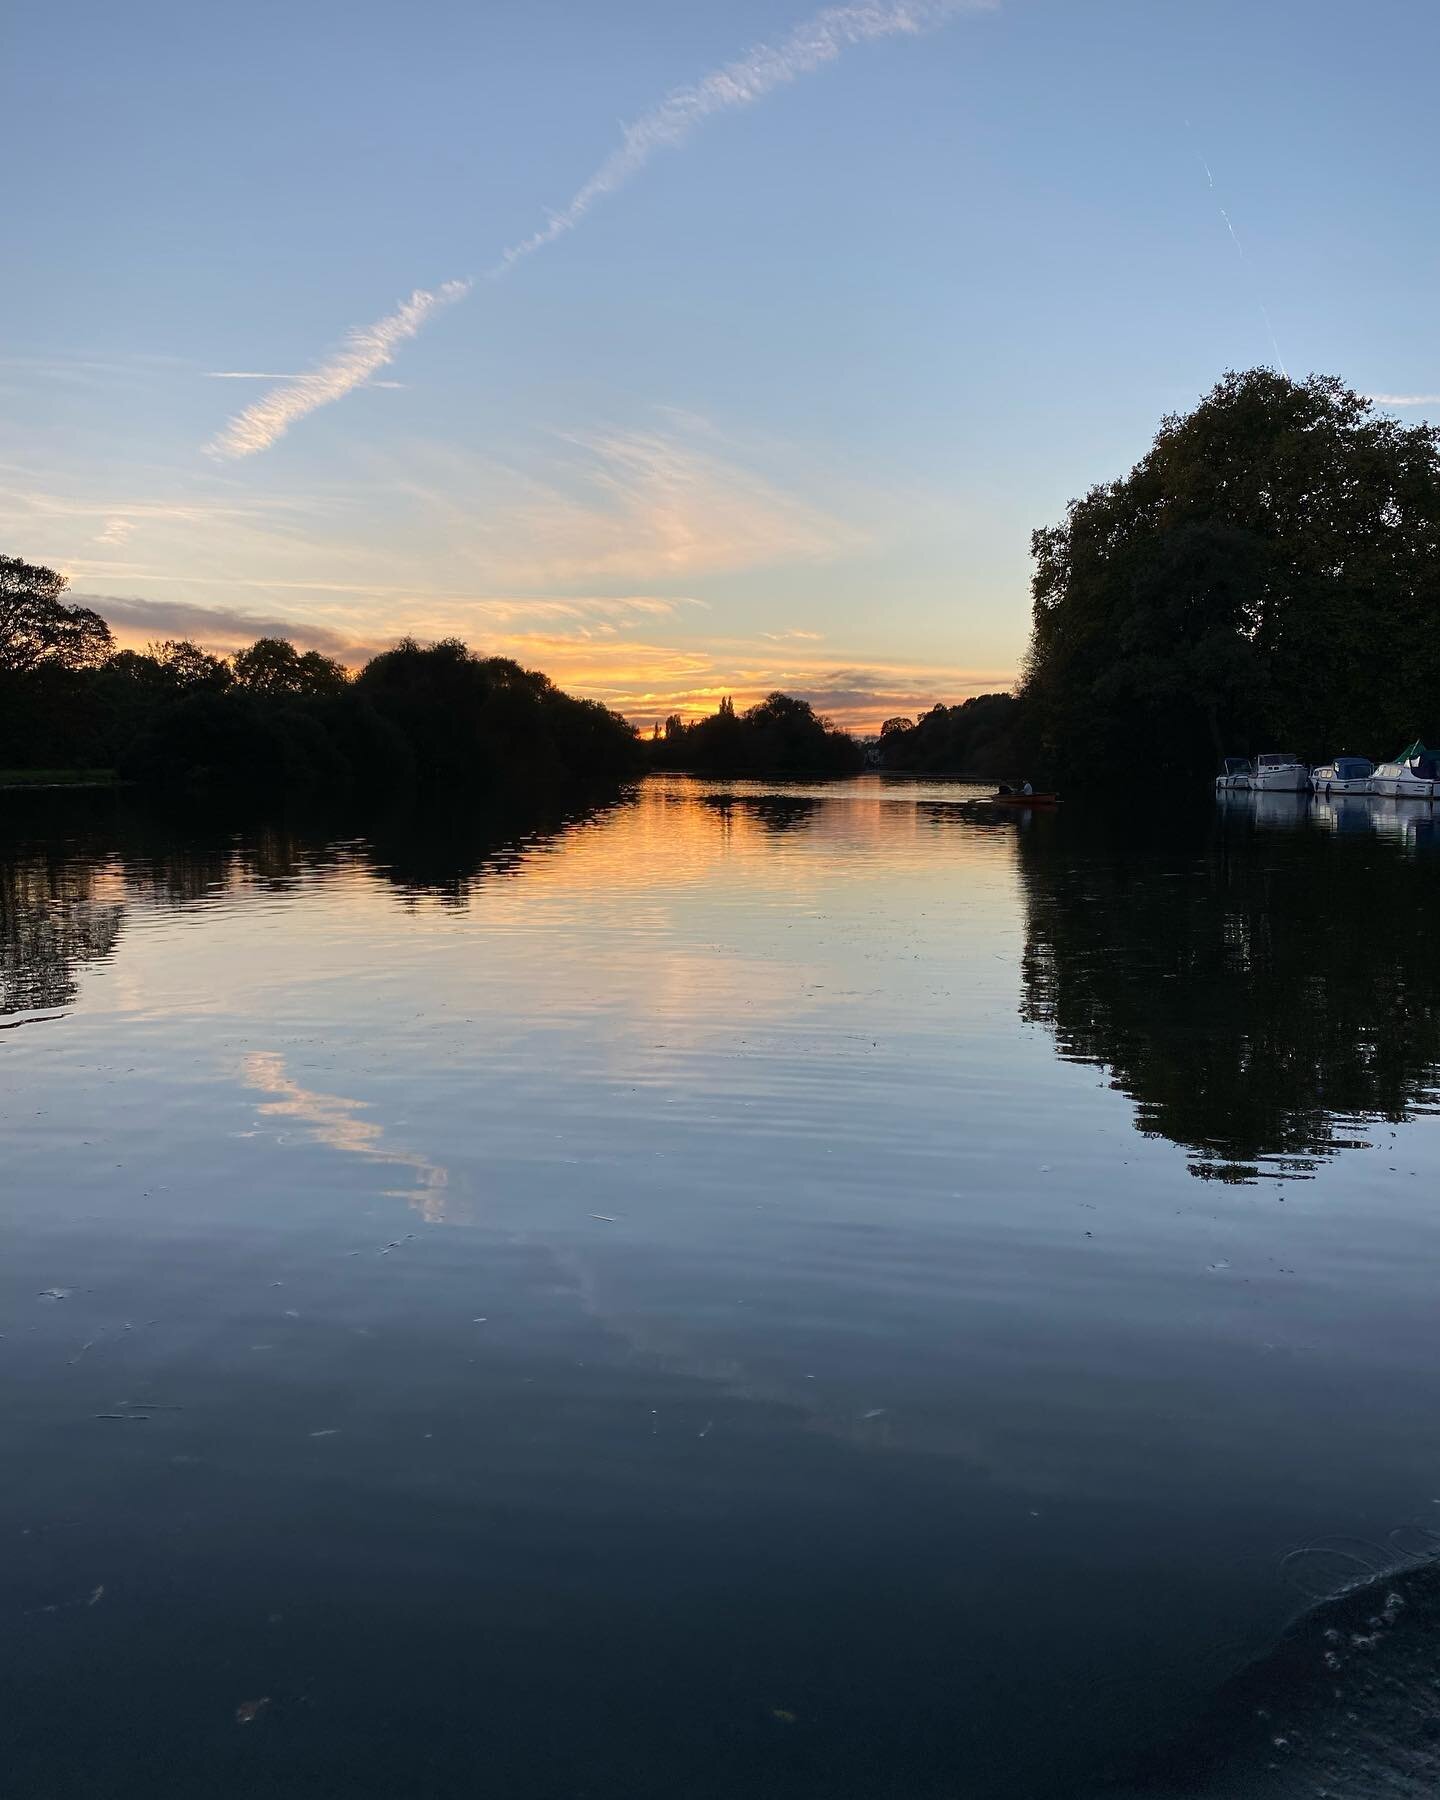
[1370, 742, 1440, 801]
[1214, 756, 1253, 792]
[1249, 753, 1309, 793]
[1310, 755, 1375, 795]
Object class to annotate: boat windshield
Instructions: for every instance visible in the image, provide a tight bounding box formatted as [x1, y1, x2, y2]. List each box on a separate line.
[1334, 757, 1374, 777]
[1257, 754, 1299, 767]
[1222, 758, 1251, 774]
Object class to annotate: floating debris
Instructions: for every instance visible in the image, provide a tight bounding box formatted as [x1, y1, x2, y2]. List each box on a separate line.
[308, 1428, 339, 1438]
[87, 1585, 104, 1607]
[770, 1708, 798, 1725]
[589, 1214, 618, 1223]
[94, 1413, 148, 1421]
[38, 1288, 71, 1302]
[235, 1698, 271, 1725]
[861, 1408, 887, 1421]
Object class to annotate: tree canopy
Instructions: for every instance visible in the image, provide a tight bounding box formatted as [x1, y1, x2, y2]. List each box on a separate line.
[648, 691, 863, 774]
[0, 564, 642, 800]
[873, 694, 1021, 777]
[0, 556, 113, 675]
[1023, 370, 1440, 782]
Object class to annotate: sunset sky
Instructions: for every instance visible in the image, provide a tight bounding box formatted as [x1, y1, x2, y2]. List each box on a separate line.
[6, 0, 1437, 728]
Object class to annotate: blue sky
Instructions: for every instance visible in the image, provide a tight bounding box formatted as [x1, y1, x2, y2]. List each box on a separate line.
[5, 0, 1437, 725]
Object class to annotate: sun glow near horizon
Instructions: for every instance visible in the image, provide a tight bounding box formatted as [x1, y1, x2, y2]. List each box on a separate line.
[99, 609, 1016, 734]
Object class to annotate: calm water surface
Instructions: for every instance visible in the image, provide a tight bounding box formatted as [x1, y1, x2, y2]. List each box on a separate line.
[4, 776, 1440, 1798]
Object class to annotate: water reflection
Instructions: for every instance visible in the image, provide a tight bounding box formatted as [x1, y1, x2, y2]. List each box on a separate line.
[0, 845, 125, 1020]
[0, 788, 633, 1021]
[1019, 808, 1440, 1180]
[6, 778, 1440, 1800]
[243, 1051, 451, 1220]
[699, 791, 824, 834]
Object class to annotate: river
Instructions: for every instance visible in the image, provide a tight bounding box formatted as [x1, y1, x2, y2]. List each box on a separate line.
[4, 775, 1439, 1797]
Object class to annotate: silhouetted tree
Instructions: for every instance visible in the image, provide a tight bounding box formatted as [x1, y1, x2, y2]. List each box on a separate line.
[356, 638, 639, 790]
[150, 639, 233, 692]
[651, 690, 862, 774]
[1024, 370, 1440, 784]
[875, 693, 1021, 777]
[232, 637, 347, 697]
[0, 556, 112, 675]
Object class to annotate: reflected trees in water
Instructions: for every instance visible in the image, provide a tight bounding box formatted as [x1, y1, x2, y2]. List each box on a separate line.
[0, 853, 124, 1018]
[1018, 817, 1440, 1180]
[0, 787, 635, 1011]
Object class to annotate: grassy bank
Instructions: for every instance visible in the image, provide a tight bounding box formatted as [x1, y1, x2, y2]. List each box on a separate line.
[0, 768, 118, 789]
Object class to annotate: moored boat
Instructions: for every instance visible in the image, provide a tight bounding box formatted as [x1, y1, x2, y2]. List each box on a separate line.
[1214, 756, 1253, 792]
[1249, 753, 1310, 793]
[1370, 742, 1440, 801]
[1310, 754, 1375, 795]
[987, 789, 1060, 808]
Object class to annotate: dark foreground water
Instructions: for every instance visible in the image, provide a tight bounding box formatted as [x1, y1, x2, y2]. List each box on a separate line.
[4, 776, 1440, 1799]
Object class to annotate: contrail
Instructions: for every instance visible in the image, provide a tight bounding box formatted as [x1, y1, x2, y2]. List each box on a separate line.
[206, 283, 469, 459]
[1187, 129, 1288, 379]
[490, 0, 995, 276]
[1258, 302, 1288, 379]
[207, 0, 994, 458]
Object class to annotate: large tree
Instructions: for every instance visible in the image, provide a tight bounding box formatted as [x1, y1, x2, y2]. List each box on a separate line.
[1023, 371, 1440, 782]
[232, 636, 347, 696]
[0, 556, 113, 674]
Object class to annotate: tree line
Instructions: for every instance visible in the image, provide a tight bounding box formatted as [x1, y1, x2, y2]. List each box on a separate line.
[10, 368, 1435, 797]
[647, 692, 864, 774]
[0, 558, 642, 798]
[0, 559, 873, 793]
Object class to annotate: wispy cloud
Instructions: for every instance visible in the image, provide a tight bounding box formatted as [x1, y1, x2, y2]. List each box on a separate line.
[1369, 393, 1440, 408]
[75, 589, 700, 665]
[207, 371, 408, 389]
[363, 422, 868, 586]
[76, 593, 384, 660]
[207, 0, 994, 458]
[491, 0, 995, 276]
[94, 517, 135, 547]
[205, 282, 469, 459]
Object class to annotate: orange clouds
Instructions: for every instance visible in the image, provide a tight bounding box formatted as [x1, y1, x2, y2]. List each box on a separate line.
[88, 589, 1013, 733]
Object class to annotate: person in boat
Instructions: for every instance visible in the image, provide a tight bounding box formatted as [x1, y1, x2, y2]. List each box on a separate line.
[1021, 781, 1033, 795]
